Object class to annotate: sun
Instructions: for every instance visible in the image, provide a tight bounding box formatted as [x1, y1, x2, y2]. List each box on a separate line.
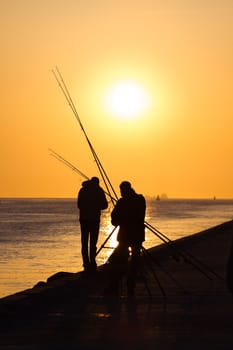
[105, 80, 150, 120]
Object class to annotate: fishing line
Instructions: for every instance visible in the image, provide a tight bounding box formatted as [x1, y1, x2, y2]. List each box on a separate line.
[52, 67, 118, 205]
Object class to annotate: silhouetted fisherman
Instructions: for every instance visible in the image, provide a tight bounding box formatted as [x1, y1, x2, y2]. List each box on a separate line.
[106, 181, 146, 296]
[77, 177, 108, 272]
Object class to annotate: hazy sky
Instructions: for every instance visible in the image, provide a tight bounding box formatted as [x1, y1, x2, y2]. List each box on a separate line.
[1, 0, 233, 198]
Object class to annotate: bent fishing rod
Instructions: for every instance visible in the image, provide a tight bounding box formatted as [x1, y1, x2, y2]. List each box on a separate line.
[49, 148, 222, 281]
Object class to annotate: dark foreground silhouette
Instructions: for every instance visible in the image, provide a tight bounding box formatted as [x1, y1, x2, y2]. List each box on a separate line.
[227, 233, 233, 294]
[77, 176, 108, 272]
[0, 220, 233, 350]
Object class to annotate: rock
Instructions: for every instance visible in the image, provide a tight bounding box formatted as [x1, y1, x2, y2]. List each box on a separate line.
[47, 271, 76, 283]
[33, 281, 47, 288]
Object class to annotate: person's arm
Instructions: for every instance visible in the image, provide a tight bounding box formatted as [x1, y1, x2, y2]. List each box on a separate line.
[99, 188, 108, 210]
[77, 189, 83, 209]
[111, 200, 121, 226]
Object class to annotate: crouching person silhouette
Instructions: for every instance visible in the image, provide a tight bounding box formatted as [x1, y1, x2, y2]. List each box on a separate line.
[77, 177, 108, 272]
[106, 181, 146, 297]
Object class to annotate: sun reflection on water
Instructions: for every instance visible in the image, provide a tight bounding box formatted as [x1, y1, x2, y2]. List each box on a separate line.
[96, 217, 119, 266]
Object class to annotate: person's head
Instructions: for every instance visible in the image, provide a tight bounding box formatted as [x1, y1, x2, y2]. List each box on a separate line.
[120, 181, 133, 197]
[91, 177, 99, 186]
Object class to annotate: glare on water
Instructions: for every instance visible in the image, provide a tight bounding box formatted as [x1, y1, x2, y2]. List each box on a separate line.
[0, 198, 232, 298]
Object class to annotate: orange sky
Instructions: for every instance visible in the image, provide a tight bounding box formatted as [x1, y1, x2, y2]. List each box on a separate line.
[1, 0, 233, 199]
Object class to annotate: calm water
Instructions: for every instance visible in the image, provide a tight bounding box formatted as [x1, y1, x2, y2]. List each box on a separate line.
[0, 198, 232, 298]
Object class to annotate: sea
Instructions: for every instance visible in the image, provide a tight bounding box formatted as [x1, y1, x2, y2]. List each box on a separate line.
[0, 198, 232, 298]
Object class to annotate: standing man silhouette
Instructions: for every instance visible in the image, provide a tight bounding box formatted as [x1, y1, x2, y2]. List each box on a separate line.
[77, 177, 108, 272]
[107, 181, 146, 296]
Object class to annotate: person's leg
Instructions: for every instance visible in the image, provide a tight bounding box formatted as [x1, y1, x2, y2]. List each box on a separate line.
[105, 243, 129, 295]
[89, 220, 100, 270]
[127, 244, 141, 296]
[80, 221, 90, 270]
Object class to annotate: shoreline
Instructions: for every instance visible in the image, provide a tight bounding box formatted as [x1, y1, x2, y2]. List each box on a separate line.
[1, 220, 233, 349]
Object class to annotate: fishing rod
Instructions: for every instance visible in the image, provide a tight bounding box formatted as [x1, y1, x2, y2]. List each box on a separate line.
[52, 67, 118, 206]
[49, 149, 221, 281]
[145, 222, 224, 280]
[95, 226, 118, 256]
[49, 148, 89, 180]
[145, 222, 213, 280]
[49, 148, 117, 204]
